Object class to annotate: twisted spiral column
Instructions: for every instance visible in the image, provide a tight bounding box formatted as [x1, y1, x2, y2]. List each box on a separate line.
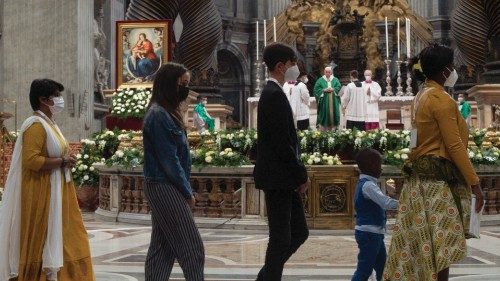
[125, 0, 222, 71]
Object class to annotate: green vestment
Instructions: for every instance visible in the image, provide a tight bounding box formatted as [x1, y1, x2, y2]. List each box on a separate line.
[313, 76, 342, 127]
[459, 101, 471, 120]
[194, 103, 215, 130]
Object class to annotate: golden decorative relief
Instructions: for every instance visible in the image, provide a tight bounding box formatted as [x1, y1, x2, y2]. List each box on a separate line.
[284, 0, 432, 70]
[320, 184, 347, 213]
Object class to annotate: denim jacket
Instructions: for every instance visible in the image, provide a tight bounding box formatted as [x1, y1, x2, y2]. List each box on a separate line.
[143, 103, 192, 198]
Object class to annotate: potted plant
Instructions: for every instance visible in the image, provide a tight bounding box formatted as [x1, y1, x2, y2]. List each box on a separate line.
[106, 88, 151, 131]
[72, 139, 103, 212]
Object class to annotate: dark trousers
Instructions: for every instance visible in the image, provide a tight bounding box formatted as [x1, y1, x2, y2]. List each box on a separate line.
[256, 189, 309, 281]
[346, 120, 366, 131]
[352, 230, 386, 281]
[297, 119, 310, 131]
[144, 182, 205, 281]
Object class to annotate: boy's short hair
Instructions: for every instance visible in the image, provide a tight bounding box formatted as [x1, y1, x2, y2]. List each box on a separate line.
[263, 42, 297, 71]
[356, 148, 382, 173]
[350, 70, 358, 78]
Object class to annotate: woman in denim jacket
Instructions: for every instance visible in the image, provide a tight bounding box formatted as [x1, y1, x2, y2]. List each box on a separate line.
[142, 62, 204, 280]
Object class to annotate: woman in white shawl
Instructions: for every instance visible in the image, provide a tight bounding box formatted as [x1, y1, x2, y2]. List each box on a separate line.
[0, 79, 94, 281]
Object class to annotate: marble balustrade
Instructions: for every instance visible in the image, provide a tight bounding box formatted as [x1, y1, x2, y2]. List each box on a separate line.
[95, 164, 500, 229]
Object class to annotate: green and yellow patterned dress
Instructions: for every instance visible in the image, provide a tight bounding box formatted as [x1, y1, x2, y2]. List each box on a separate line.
[383, 81, 478, 280]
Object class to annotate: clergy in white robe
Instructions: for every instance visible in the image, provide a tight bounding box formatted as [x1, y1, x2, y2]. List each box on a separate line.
[342, 70, 367, 131]
[362, 70, 382, 130]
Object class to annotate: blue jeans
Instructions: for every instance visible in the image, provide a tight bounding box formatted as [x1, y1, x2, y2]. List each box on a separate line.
[352, 230, 386, 281]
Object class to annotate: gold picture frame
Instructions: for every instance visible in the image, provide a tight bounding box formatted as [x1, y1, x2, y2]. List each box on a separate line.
[116, 20, 172, 89]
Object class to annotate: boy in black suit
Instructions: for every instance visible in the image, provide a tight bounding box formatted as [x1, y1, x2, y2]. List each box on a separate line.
[254, 42, 310, 280]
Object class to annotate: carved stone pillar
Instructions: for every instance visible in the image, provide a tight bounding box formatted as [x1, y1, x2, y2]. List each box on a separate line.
[468, 85, 500, 128]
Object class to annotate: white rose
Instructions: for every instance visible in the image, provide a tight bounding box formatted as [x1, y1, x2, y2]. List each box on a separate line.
[83, 175, 89, 181]
[401, 148, 410, 154]
[205, 156, 213, 163]
[219, 151, 226, 156]
[76, 154, 82, 159]
[89, 166, 95, 171]
[314, 157, 321, 163]
[71, 168, 76, 173]
[395, 154, 401, 159]
[121, 108, 126, 112]
[84, 154, 89, 159]
[227, 152, 234, 157]
[238, 133, 244, 138]
[327, 160, 334, 165]
[401, 154, 408, 160]
[135, 109, 140, 113]
[116, 150, 124, 158]
[307, 159, 313, 165]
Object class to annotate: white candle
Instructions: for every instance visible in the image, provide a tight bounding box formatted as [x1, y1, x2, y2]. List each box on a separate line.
[273, 17, 277, 42]
[256, 21, 259, 60]
[397, 18, 400, 60]
[263, 20, 267, 46]
[406, 18, 411, 58]
[385, 17, 389, 59]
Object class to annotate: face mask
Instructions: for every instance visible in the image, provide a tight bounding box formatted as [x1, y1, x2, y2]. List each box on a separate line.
[365, 76, 372, 82]
[284, 65, 300, 82]
[303, 77, 309, 84]
[458, 97, 464, 103]
[47, 96, 64, 114]
[178, 85, 190, 101]
[443, 67, 458, 87]
[202, 100, 207, 105]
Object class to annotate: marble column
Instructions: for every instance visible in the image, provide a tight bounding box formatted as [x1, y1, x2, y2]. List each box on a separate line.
[1, 0, 95, 141]
[302, 22, 320, 74]
[468, 84, 500, 128]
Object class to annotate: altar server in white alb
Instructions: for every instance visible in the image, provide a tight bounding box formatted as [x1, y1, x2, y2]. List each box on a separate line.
[363, 70, 382, 130]
[289, 72, 311, 130]
[342, 70, 367, 131]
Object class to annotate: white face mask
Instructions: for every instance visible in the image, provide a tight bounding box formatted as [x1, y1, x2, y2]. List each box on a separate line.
[303, 77, 309, 84]
[284, 65, 300, 82]
[443, 67, 458, 87]
[202, 100, 207, 105]
[48, 96, 65, 114]
[458, 97, 464, 103]
[365, 76, 372, 82]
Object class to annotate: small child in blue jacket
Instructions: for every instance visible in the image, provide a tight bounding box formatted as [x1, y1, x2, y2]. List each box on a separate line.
[352, 148, 399, 281]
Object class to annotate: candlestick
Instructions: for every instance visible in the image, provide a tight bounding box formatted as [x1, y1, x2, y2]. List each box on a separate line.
[406, 18, 411, 58]
[255, 60, 262, 97]
[256, 21, 259, 61]
[385, 17, 389, 59]
[397, 18, 400, 60]
[385, 60, 393, 96]
[273, 17, 277, 42]
[406, 60, 413, 96]
[263, 20, 267, 46]
[396, 60, 404, 96]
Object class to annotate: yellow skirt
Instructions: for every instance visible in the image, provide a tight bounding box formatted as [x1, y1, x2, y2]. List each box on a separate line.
[383, 175, 471, 281]
[17, 168, 94, 281]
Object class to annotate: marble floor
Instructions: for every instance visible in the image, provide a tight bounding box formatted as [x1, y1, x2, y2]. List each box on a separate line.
[85, 214, 500, 281]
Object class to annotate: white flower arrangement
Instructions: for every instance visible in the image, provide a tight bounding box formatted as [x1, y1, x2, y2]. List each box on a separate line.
[110, 88, 151, 118]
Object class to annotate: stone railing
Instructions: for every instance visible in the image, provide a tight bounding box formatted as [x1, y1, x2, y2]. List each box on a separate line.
[95, 164, 500, 229]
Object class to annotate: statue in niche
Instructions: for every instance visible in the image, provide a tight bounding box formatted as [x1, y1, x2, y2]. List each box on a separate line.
[93, 5, 109, 92]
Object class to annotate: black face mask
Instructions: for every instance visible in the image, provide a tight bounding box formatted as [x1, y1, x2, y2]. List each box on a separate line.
[178, 85, 190, 101]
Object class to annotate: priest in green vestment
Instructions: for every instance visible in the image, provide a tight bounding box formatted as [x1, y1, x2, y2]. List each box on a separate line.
[194, 96, 215, 132]
[313, 66, 342, 130]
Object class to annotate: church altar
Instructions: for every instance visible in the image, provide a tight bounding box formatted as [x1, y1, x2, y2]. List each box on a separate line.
[247, 95, 414, 130]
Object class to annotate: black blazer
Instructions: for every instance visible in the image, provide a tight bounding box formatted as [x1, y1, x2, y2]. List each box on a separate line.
[253, 80, 308, 190]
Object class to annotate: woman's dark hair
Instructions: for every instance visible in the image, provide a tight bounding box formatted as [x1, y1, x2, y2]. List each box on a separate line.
[409, 43, 454, 82]
[263, 42, 297, 71]
[29, 79, 64, 111]
[148, 62, 188, 129]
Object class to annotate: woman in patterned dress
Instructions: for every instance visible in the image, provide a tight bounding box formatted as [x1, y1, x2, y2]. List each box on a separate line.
[383, 44, 484, 281]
